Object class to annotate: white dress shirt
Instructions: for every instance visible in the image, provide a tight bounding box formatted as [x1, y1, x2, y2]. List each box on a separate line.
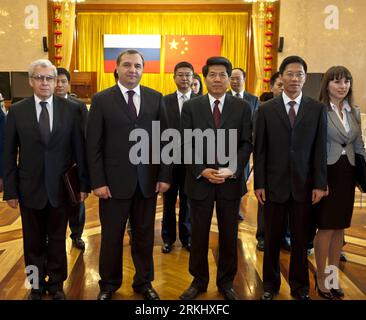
[117, 81, 141, 116]
[34, 95, 53, 131]
[282, 91, 302, 115]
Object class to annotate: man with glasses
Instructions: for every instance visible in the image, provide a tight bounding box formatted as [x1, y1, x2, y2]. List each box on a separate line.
[254, 56, 327, 300]
[161, 61, 196, 254]
[55, 67, 88, 251]
[180, 57, 252, 300]
[3, 59, 89, 300]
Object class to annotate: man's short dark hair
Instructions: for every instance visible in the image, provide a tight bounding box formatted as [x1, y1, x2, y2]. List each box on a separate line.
[270, 71, 280, 86]
[174, 61, 194, 75]
[202, 56, 232, 78]
[279, 55, 307, 74]
[232, 67, 246, 79]
[116, 49, 145, 66]
[56, 67, 70, 82]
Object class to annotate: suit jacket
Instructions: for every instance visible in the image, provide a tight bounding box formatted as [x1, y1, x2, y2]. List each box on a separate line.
[86, 84, 171, 199]
[164, 91, 196, 131]
[254, 94, 327, 203]
[326, 106, 366, 165]
[227, 90, 259, 115]
[181, 94, 253, 201]
[3, 96, 89, 209]
[67, 95, 88, 137]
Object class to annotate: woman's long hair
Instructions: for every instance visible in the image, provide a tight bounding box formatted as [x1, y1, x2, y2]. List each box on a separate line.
[319, 66, 354, 108]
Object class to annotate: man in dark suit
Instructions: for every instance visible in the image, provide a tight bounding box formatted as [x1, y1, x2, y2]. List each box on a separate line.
[3, 59, 89, 300]
[228, 68, 259, 114]
[179, 57, 252, 300]
[228, 67, 259, 221]
[254, 56, 327, 300]
[55, 67, 88, 251]
[161, 61, 195, 254]
[87, 49, 171, 300]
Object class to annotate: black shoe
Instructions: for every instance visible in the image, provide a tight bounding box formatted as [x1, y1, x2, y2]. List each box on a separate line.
[340, 252, 347, 262]
[72, 237, 85, 250]
[52, 290, 66, 300]
[162, 243, 173, 253]
[238, 213, 244, 221]
[281, 239, 291, 252]
[256, 239, 265, 251]
[182, 243, 191, 252]
[330, 288, 344, 298]
[260, 290, 278, 300]
[291, 290, 311, 300]
[28, 291, 42, 300]
[142, 287, 160, 300]
[97, 290, 113, 300]
[219, 287, 239, 300]
[180, 286, 205, 300]
[314, 274, 334, 300]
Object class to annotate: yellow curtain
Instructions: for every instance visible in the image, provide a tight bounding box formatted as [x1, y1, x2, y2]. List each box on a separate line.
[251, 2, 266, 97]
[77, 12, 248, 94]
[59, 1, 76, 69]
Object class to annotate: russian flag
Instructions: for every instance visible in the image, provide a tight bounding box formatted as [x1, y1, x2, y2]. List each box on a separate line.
[104, 34, 161, 73]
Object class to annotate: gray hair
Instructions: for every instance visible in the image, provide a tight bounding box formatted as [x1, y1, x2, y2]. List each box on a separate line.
[28, 59, 57, 77]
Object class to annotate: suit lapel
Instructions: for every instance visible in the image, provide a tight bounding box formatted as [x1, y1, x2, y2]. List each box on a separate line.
[173, 93, 181, 122]
[27, 97, 43, 142]
[329, 109, 350, 139]
[221, 96, 234, 128]
[201, 95, 214, 129]
[274, 96, 291, 130]
[112, 85, 136, 122]
[293, 96, 307, 128]
[47, 96, 62, 146]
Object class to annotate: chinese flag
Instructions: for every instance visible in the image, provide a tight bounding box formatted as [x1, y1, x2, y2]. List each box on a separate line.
[164, 35, 223, 73]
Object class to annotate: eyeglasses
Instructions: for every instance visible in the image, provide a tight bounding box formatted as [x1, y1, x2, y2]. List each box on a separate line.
[31, 75, 55, 82]
[284, 72, 305, 79]
[176, 73, 193, 78]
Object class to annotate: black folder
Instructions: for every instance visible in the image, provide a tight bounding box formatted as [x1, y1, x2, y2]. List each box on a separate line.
[63, 163, 81, 206]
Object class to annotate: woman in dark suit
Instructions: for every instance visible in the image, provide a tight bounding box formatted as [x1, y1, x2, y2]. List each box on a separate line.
[314, 66, 366, 299]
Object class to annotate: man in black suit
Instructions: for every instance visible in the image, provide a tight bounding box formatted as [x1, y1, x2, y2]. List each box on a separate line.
[3, 59, 89, 300]
[55, 67, 88, 251]
[228, 67, 259, 221]
[87, 49, 171, 300]
[179, 57, 252, 300]
[254, 56, 327, 300]
[161, 61, 195, 254]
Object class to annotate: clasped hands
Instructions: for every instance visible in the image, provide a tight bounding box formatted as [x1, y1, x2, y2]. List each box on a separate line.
[201, 168, 233, 184]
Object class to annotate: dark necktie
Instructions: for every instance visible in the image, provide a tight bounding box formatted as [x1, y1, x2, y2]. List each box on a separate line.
[39, 101, 50, 144]
[213, 100, 221, 128]
[288, 100, 296, 128]
[235, 93, 241, 98]
[127, 90, 138, 120]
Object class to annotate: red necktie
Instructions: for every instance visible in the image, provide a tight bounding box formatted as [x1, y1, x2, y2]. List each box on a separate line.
[288, 100, 296, 128]
[213, 100, 221, 128]
[127, 90, 138, 120]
